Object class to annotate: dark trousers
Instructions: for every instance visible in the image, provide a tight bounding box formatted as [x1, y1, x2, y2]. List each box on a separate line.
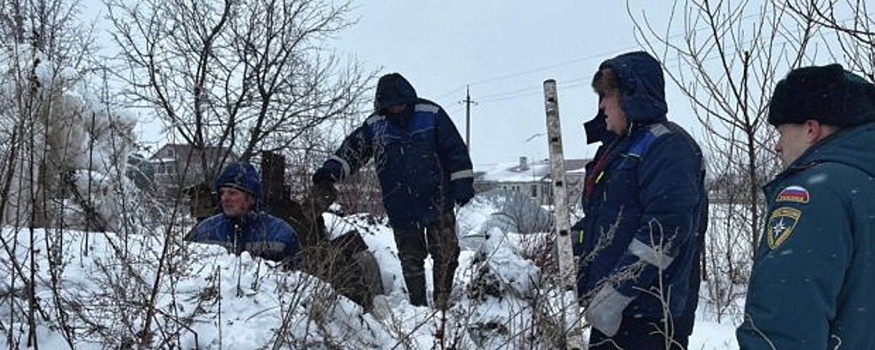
[393, 212, 460, 308]
[676, 251, 702, 340]
[588, 316, 689, 350]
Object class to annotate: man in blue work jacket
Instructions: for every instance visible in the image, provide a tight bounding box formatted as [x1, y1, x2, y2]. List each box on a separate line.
[573, 51, 707, 349]
[187, 162, 301, 266]
[313, 73, 474, 309]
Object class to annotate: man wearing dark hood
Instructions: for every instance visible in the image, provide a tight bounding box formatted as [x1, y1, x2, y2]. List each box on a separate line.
[572, 51, 707, 349]
[736, 64, 875, 349]
[312, 73, 474, 309]
[186, 162, 301, 266]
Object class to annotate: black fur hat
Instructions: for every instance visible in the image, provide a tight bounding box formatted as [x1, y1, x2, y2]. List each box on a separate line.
[768, 64, 875, 127]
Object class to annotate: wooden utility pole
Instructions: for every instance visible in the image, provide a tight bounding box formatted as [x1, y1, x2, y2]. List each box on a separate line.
[463, 85, 476, 149]
[543, 79, 584, 349]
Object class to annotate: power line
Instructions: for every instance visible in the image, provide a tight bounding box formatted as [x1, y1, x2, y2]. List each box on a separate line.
[434, 47, 635, 100]
[477, 78, 591, 104]
[442, 7, 874, 109]
[436, 4, 820, 102]
[466, 49, 627, 87]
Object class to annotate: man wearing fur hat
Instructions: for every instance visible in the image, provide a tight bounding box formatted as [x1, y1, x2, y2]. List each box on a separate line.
[186, 162, 301, 266]
[736, 64, 875, 349]
[312, 73, 474, 310]
[573, 51, 707, 349]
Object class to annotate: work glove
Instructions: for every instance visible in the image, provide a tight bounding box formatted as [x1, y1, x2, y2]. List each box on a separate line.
[312, 166, 339, 186]
[451, 181, 474, 207]
[303, 181, 338, 216]
[456, 192, 474, 207]
[584, 285, 634, 337]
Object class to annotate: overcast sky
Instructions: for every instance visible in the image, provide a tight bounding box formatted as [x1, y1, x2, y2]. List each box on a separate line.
[333, 1, 695, 166]
[91, 1, 698, 166]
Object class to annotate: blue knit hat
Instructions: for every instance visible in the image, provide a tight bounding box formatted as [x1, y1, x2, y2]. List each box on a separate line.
[768, 64, 875, 127]
[214, 162, 263, 200]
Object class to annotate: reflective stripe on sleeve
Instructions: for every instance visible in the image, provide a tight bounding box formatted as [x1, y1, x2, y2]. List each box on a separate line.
[245, 241, 287, 254]
[450, 169, 474, 181]
[329, 155, 351, 177]
[414, 103, 440, 113]
[629, 238, 674, 269]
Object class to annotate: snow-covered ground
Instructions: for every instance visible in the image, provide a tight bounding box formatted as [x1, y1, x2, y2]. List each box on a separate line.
[0, 196, 742, 349]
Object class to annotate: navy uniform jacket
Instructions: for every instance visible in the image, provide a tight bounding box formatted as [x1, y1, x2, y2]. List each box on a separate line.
[574, 51, 706, 320]
[737, 122, 875, 349]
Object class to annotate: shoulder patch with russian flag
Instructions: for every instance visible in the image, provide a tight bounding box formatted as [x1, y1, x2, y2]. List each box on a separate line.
[776, 186, 809, 204]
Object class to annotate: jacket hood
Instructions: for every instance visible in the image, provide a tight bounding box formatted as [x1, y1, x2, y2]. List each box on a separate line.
[374, 73, 418, 111]
[214, 162, 264, 206]
[585, 51, 668, 143]
[789, 122, 875, 178]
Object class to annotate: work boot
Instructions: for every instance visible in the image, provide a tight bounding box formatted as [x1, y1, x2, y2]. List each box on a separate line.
[433, 290, 451, 311]
[404, 274, 427, 307]
[433, 268, 455, 310]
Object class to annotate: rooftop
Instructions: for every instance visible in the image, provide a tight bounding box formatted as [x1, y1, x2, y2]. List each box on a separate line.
[476, 157, 588, 183]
